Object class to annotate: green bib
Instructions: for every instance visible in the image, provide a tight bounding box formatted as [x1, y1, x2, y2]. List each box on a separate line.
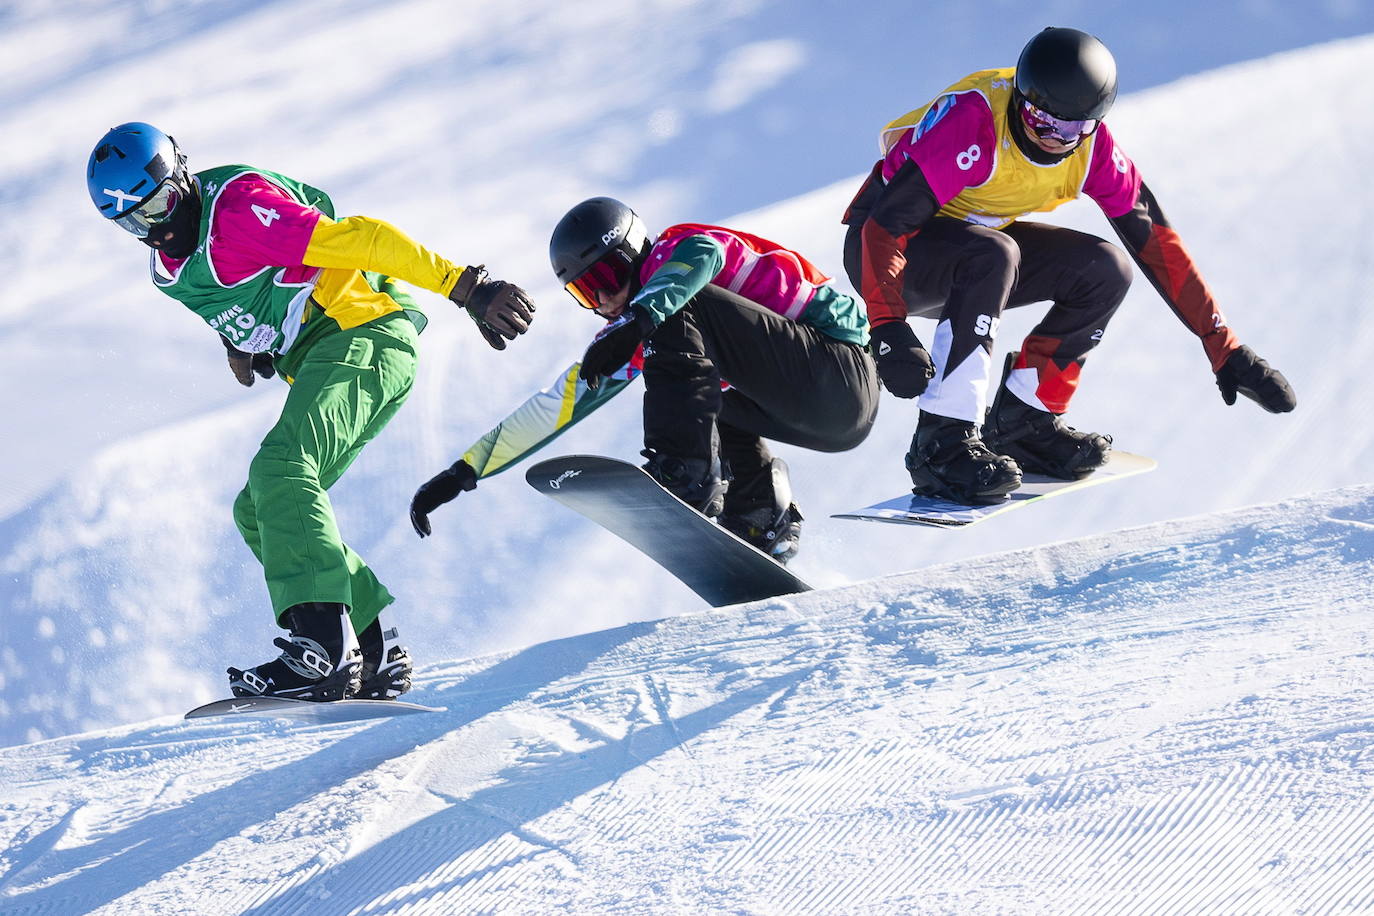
[150, 165, 334, 354]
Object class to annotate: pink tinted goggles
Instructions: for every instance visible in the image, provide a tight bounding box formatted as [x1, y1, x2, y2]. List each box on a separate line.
[1019, 99, 1098, 145]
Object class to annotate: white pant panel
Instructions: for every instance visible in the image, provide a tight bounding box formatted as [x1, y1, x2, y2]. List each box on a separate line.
[917, 318, 991, 423]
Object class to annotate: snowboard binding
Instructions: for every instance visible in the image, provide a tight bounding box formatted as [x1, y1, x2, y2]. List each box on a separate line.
[640, 448, 729, 518]
[356, 618, 413, 700]
[720, 458, 803, 564]
[906, 411, 1022, 505]
[228, 603, 362, 702]
[983, 355, 1112, 480]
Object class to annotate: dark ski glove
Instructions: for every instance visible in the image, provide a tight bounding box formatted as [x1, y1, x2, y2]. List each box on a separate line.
[221, 335, 276, 387]
[449, 265, 536, 351]
[579, 306, 655, 390]
[870, 320, 934, 398]
[410, 459, 478, 538]
[1215, 345, 1296, 413]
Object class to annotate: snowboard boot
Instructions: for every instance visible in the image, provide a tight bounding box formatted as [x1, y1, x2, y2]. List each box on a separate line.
[720, 503, 803, 564]
[983, 355, 1112, 480]
[356, 615, 413, 700]
[905, 411, 1022, 505]
[227, 602, 362, 701]
[719, 457, 803, 564]
[641, 448, 729, 517]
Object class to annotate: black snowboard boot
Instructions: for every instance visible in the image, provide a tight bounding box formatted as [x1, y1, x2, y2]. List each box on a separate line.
[905, 411, 1022, 505]
[356, 615, 413, 700]
[984, 355, 1112, 480]
[719, 458, 803, 564]
[227, 602, 362, 701]
[641, 448, 729, 517]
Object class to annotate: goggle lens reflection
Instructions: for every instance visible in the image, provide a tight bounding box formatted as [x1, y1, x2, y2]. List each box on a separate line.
[1019, 100, 1097, 145]
[113, 179, 182, 238]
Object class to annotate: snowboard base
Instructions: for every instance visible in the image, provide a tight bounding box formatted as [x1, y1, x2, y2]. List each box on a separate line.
[835, 451, 1156, 528]
[185, 696, 442, 721]
[527, 454, 812, 607]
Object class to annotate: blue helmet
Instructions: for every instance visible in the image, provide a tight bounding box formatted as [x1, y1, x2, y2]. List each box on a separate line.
[87, 122, 191, 236]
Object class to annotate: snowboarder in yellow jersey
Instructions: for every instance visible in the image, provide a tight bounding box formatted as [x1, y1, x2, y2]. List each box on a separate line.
[843, 28, 1295, 505]
[87, 123, 536, 702]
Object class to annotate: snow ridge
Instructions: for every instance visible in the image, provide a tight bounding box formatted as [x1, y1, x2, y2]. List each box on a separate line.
[2, 485, 1370, 914]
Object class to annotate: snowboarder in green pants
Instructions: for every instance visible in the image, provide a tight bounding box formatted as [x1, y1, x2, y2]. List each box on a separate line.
[87, 123, 536, 702]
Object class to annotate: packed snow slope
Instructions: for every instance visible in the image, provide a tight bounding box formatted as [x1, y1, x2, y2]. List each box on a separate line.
[2, 485, 1371, 915]
[4, 3, 1374, 746]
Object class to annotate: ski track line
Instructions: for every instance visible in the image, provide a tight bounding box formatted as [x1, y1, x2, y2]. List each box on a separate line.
[1201, 770, 1302, 911]
[1077, 767, 1280, 914]
[1295, 790, 1374, 914]
[777, 826, 899, 915]
[1148, 765, 1279, 915]
[1089, 764, 1316, 915]
[754, 737, 904, 820]
[708, 752, 1363, 916]
[642, 676, 692, 762]
[1103, 765, 1256, 914]
[411, 833, 538, 915]
[233, 857, 332, 916]
[712, 738, 929, 875]
[749, 818, 869, 912]
[350, 830, 539, 916]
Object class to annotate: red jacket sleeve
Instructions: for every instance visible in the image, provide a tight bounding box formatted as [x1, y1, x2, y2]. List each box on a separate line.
[1085, 129, 1238, 370]
[856, 160, 941, 325]
[1106, 179, 1239, 371]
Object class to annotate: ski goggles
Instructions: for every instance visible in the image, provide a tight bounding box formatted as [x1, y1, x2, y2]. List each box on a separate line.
[564, 254, 635, 311]
[112, 178, 182, 238]
[1019, 99, 1098, 145]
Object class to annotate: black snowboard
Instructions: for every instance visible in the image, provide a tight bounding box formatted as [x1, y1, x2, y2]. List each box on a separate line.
[526, 455, 812, 607]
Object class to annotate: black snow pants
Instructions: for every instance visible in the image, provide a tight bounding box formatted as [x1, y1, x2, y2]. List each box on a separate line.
[843, 215, 1132, 419]
[641, 284, 880, 512]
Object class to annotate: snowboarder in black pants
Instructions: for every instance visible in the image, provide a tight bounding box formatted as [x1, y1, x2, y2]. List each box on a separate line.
[843, 27, 1295, 504]
[411, 198, 879, 563]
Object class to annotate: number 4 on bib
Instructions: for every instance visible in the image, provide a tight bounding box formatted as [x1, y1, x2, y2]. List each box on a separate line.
[251, 204, 280, 227]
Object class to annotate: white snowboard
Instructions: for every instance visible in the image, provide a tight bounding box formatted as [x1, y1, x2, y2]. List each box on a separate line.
[834, 452, 1157, 528]
[185, 696, 442, 721]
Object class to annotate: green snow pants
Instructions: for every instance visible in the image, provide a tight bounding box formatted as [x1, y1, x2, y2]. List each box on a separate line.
[232, 312, 418, 633]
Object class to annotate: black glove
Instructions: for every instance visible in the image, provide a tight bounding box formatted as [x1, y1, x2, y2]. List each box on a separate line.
[1215, 345, 1296, 414]
[579, 306, 654, 390]
[221, 335, 276, 387]
[449, 264, 535, 351]
[870, 320, 934, 398]
[410, 460, 478, 538]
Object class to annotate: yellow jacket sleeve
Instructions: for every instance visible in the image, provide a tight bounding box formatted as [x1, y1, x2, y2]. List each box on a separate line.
[303, 214, 469, 297]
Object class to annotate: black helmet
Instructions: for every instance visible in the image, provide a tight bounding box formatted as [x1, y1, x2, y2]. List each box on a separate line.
[549, 197, 650, 309]
[1015, 27, 1118, 121]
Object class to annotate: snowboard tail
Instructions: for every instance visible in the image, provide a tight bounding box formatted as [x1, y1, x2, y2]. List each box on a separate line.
[836, 451, 1156, 529]
[527, 455, 812, 607]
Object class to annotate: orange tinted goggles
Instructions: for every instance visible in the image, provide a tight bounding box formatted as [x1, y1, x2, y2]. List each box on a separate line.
[565, 258, 633, 310]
